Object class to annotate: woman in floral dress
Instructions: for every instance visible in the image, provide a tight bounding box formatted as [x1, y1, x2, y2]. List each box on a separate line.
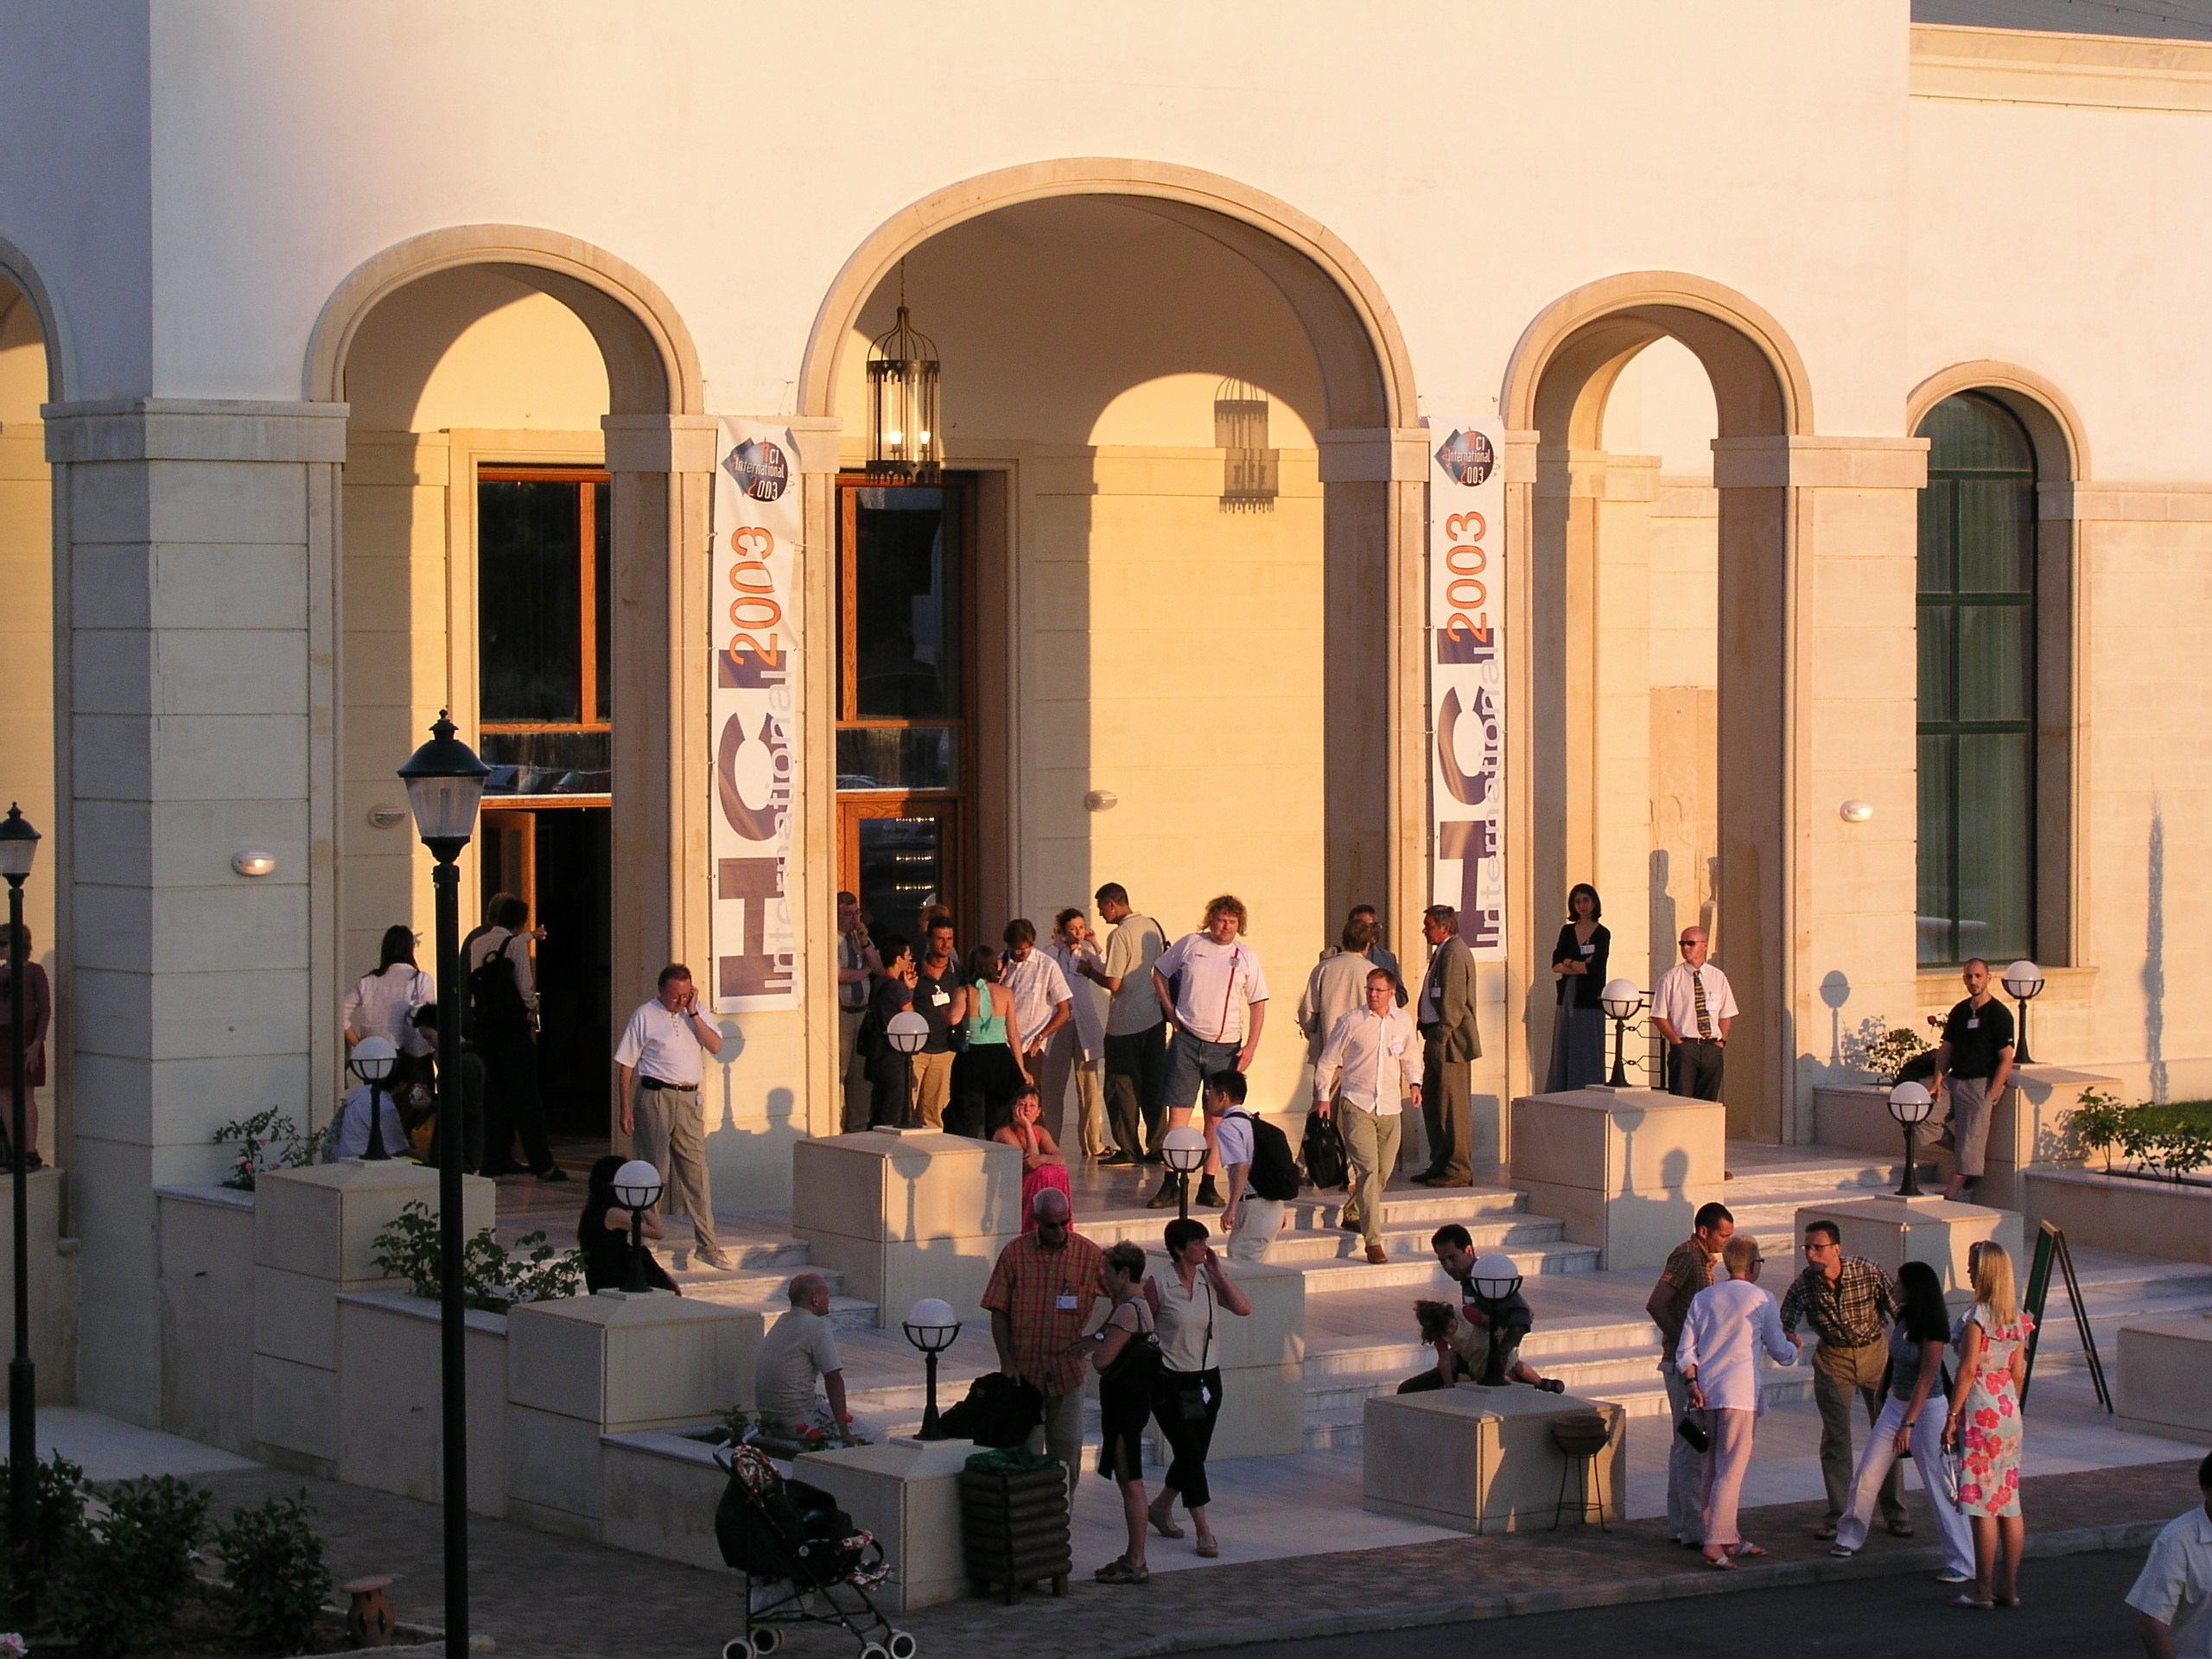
[1944, 1241, 2034, 1610]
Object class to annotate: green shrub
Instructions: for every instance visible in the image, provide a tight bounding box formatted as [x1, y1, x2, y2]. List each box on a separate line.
[45, 1475, 212, 1658]
[2070, 1087, 2130, 1173]
[213, 1109, 334, 1191]
[212, 1492, 333, 1656]
[2071, 1090, 2212, 1181]
[0, 1451, 89, 1610]
[373, 1199, 584, 1312]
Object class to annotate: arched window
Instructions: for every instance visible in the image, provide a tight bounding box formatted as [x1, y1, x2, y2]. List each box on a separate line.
[1916, 393, 2037, 966]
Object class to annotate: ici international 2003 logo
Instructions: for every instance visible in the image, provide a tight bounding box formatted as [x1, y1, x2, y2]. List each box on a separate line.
[1434, 429, 1495, 487]
[726, 436, 790, 502]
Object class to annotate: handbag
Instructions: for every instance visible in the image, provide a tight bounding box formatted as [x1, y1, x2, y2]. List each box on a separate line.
[1675, 1414, 1710, 1453]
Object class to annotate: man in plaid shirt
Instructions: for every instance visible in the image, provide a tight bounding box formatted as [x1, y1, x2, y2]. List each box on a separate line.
[1780, 1219, 1906, 1540]
[982, 1186, 1108, 1485]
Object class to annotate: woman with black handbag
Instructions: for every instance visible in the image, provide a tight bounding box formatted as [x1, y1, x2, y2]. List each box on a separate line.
[1145, 1217, 1252, 1558]
[1075, 1241, 1165, 1585]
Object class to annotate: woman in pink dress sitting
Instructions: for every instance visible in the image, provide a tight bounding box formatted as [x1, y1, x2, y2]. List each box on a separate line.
[996, 1084, 1070, 1231]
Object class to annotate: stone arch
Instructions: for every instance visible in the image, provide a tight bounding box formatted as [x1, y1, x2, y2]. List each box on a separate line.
[1906, 359, 2087, 485]
[0, 233, 68, 403]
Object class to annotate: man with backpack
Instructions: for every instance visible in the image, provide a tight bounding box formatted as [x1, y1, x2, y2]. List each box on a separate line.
[1205, 1070, 1300, 1262]
[1313, 967, 1422, 1264]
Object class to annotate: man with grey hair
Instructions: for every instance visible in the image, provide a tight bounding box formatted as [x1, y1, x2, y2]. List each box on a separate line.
[982, 1185, 1107, 1484]
[753, 1271, 849, 1437]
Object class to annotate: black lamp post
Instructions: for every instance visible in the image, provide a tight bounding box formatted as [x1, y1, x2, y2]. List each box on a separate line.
[2001, 960, 2044, 1065]
[349, 1037, 397, 1161]
[1599, 979, 1643, 1088]
[0, 804, 39, 1626]
[1160, 1128, 1207, 1223]
[1468, 1254, 1525, 1386]
[611, 1160, 664, 1294]
[1889, 1081, 1934, 1198]
[903, 1299, 962, 1440]
[397, 715, 490, 1659]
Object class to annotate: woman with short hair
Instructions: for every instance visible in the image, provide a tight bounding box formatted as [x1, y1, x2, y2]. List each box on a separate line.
[1946, 1241, 2034, 1609]
[1076, 1240, 1160, 1585]
[1145, 1217, 1252, 1558]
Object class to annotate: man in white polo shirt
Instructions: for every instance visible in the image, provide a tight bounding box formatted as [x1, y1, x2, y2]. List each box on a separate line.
[1147, 895, 1268, 1211]
[615, 963, 732, 1271]
[1313, 966, 1422, 1264]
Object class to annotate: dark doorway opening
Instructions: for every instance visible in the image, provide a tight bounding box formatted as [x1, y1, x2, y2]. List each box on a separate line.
[480, 805, 612, 1141]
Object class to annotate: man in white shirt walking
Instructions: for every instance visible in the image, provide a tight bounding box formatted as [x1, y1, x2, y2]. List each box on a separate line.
[614, 963, 732, 1271]
[1148, 895, 1269, 1211]
[1313, 968, 1421, 1264]
[1652, 925, 1738, 1103]
[1000, 918, 1074, 1142]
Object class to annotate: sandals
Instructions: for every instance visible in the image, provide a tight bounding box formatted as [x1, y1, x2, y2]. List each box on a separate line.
[1732, 1542, 1768, 1559]
[1095, 1556, 1150, 1586]
[1703, 1554, 1737, 1571]
[1996, 1596, 2022, 1609]
[1953, 1594, 1995, 1611]
[1194, 1535, 1219, 1559]
[1147, 1500, 1185, 1540]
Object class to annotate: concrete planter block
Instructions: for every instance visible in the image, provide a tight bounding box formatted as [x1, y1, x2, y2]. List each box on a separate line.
[252, 1353, 336, 1464]
[335, 1291, 509, 1516]
[1792, 1196, 2023, 1306]
[1363, 1383, 1625, 1533]
[601, 1431, 731, 1570]
[1510, 1088, 1725, 1270]
[793, 1133, 1022, 1325]
[502, 1404, 607, 1535]
[506, 1290, 762, 1432]
[1814, 1065, 2114, 1211]
[156, 1185, 255, 1451]
[2021, 1168, 2212, 1265]
[1173, 1258, 1305, 1461]
[797, 1437, 979, 1612]
[0, 1168, 77, 1405]
[2116, 1317, 2212, 1446]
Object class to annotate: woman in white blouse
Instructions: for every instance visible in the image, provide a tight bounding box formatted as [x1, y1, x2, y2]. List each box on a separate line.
[1678, 1233, 1802, 1568]
[341, 925, 435, 1073]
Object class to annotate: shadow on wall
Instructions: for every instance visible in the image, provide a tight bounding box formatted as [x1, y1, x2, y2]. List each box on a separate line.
[1649, 849, 1678, 989]
[1611, 1130, 1697, 1252]
[2146, 805, 2167, 1104]
[700, 1020, 802, 1205]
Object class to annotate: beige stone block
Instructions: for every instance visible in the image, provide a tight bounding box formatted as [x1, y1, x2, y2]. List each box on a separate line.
[252, 1351, 336, 1466]
[1795, 1197, 2023, 1306]
[506, 1291, 760, 1430]
[254, 1161, 493, 1283]
[803, 1226, 1016, 1331]
[792, 1131, 1024, 1243]
[797, 1438, 979, 1612]
[2020, 1169, 2212, 1265]
[0, 1169, 78, 1405]
[158, 1186, 256, 1450]
[255, 1265, 342, 1370]
[503, 1402, 607, 1524]
[334, 1292, 509, 1515]
[599, 1433, 730, 1571]
[2115, 1318, 2212, 1446]
[1363, 1384, 1625, 1533]
[1814, 1084, 1904, 1158]
[1510, 1089, 1726, 1268]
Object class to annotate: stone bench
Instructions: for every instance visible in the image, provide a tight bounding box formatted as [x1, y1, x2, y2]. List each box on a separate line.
[2116, 1317, 2212, 1446]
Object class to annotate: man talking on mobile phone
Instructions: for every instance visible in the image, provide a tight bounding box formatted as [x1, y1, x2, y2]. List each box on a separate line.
[615, 963, 732, 1270]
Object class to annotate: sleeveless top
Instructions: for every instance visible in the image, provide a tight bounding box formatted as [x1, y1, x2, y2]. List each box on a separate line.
[968, 981, 1010, 1046]
[1154, 1268, 1217, 1374]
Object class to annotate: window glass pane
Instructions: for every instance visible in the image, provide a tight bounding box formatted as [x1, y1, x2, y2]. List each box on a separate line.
[1956, 733, 2033, 961]
[851, 486, 961, 719]
[1917, 480, 1955, 595]
[1918, 733, 1955, 965]
[836, 727, 957, 792]
[858, 817, 945, 950]
[480, 480, 582, 723]
[1921, 393, 2033, 473]
[480, 729, 610, 797]
[1955, 603, 2031, 722]
[1917, 604, 1955, 721]
[593, 484, 610, 723]
[1955, 478, 2034, 594]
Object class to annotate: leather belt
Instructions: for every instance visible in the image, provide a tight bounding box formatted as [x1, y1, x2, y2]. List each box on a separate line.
[636, 1076, 696, 1092]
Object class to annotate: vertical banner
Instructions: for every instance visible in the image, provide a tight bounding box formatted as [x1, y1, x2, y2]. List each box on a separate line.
[1427, 421, 1506, 957]
[709, 418, 803, 1010]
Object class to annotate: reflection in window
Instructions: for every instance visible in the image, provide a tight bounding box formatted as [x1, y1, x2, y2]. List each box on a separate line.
[480, 474, 611, 798]
[1916, 394, 2036, 965]
[858, 817, 945, 949]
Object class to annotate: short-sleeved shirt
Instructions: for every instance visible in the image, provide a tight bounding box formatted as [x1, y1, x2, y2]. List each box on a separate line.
[1942, 996, 2016, 1080]
[914, 957, 962, 1053]
[980, 1230, 1108, 1398]
[1050, 940, 1108, 1057]
[1001, 949, 1073, 1047]
[1656, 1236, 1719, 1361]
[1651, 961, 1738, 1040]
[1102, 913, 1166, 1036]
[754, 1307, 842, 1427]
[1214, 1106, 1255, 1172]
[2128, 1506, 2212, 1656]
[1155, 934, 1269, 1045]
[613, 998, 709, 1087]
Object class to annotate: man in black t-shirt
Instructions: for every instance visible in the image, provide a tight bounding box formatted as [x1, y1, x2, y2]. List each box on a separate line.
[1932, 958, 2016, 1201]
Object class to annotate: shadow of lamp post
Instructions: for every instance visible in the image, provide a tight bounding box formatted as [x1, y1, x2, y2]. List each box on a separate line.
[1889, 1081, 1934, 1198]
[1599, 978, 1644, 1088]
[612, 1160, 665, 1294]
[2, 802, 39, 1626]
[1160, 1127, 1209, 1223]
[2002, 960, 2044, 1065]
[904, 1298, 963, 1440]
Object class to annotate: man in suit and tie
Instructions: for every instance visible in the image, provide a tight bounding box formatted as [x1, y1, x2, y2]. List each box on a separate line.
[1414, 905, 1483, 1187]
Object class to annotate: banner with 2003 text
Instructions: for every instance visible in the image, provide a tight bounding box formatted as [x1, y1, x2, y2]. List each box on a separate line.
[709, 418, 803, 1011]
[1427, 420, 1506, 958]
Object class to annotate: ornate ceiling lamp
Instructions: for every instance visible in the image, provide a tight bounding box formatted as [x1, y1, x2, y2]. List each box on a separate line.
[867, 262, 941, 483]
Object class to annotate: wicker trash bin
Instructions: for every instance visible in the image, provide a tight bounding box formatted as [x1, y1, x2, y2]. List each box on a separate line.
[958, 1465, 1071, 1604]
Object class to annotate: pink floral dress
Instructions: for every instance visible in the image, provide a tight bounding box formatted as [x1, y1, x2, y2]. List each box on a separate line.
[1955, 1302, 2034, 1519]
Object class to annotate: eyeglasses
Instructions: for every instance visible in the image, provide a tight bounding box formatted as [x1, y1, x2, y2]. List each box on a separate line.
[1678, 941, 1698, 950]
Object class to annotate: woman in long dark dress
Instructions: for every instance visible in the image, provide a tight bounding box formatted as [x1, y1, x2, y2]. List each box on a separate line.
[1545, 884, 1611, 1090]
[578, 1154, 680, 1294]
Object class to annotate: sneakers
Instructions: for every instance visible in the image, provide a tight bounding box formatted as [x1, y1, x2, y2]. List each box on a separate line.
[1936, 1568, 1974, 1584]
[694, 1247, 735, 1272]
[1535, 1377, 1566, 1394]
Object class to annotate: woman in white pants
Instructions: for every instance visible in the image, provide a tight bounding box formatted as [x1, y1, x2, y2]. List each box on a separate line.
[1829, 1258, 1976, 1579]
[1678, 1234, 1800, 1567]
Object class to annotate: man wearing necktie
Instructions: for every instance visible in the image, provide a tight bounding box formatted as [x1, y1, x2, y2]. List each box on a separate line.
[1651, 926, 1738, 1103]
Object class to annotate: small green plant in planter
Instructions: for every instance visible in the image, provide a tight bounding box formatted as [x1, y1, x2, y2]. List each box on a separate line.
[213, 1109, 336, 1191]
[0, 1451, 89, 1612]
[2070, 1087, 2131, 1173]
[372, 1199, 585, 1312]
[2144, 1121, 2212, 1183]
[1859, 1024, 1931, 1085]
[213, 1491, 334, 1657]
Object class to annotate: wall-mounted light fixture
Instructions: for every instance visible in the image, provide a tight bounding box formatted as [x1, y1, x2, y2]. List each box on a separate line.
[1084, 791, 1118, 813]
[1839, 800, 1874, 823]
[232, 851, 276, 878]
[368, 804, 410, 830]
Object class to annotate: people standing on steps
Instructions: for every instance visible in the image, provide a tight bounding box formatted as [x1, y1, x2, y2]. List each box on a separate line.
[1148, 896, 1268, 1211]
[1088, 885, 1166, 1168]
[1048, 908, 1116, 1161]
[1931, 957, 2017, 1203]
[909, 916, 968, 1130]
[1545, 884, 1611, 1091]
[1413, 905, 1482, 1187]
[1145, 1216, 1253, 1559]
[949, 944, 1027, 1141]
[999, 918, 1074, 1142]
[1077, 1241, 1162, 1586]
[1646, 1201, 1736, 1548]
[1652, 925, 1737, 1103]
[613, 963, 732, 1271]
[1677, 1234, 1800, 1569]
[457, 890, 516, 1037]
[468, 893, 563, 1181]
[835, 892, 882, 1134]
[1312, 966, 1421, 1264]
[863, 935, 917, 1128]
[1298, 914, 1385, 1068]
[1780, 1218, 1905, 1542]
[1341, 904, 1406, 1005]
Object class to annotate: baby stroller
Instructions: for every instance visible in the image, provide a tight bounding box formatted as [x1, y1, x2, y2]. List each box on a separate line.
[715, 1444, 918, 1659]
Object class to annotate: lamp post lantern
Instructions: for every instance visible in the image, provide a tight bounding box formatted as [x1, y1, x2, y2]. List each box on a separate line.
[0, 803, 38, 1625]
[1160, 1127, 1209, 1224]
[348, 1036, 398, 1161]
[2001, 960, 2044, 1065]
[1466, 1253, 1525, 1385]
[903, 1298, 963, 1440]
[611, 1160, 665, 1294]
[1599, 978, 1643, 1088]
[397, 714, 491, 1659]
[1888, 1081, 1935, 1198]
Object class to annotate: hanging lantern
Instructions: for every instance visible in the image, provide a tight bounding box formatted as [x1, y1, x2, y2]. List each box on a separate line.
[868, 263, 941, 483]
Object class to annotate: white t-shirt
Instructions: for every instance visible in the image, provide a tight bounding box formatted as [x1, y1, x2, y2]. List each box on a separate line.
[1156, 934, 1269, 1046]
[342, 964, 435, 1057]
[613, 998, 709, 1087]
[2128, 1506, 2212, 1657]
[753, 1307, 842, 1427]
[1213, 1105, 1255, 1171]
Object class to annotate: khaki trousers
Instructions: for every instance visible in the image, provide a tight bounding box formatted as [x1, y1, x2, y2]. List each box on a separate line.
[837, 1007, 869, 1132]
[910, 1051, 954, 1128]
[1338, 1102, 1402, 1247]
[1814, 1339, 1904, 1525]
[1944, 1075, 1997, 1179]
[1228, 1196, 1285, 1262]
[1037, 1027, 1103, 1151]
[630, 1084, 720, 1255]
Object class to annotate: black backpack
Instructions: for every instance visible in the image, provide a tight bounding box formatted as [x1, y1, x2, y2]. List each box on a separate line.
[1244, 1111, 1303, 1202]
[1301, 1108, 1348, 1191]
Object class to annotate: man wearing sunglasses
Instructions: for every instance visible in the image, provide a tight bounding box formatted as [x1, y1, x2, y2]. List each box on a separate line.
[982, 1186, 1108, 1486]
[1651, 926, 1738, 1103]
